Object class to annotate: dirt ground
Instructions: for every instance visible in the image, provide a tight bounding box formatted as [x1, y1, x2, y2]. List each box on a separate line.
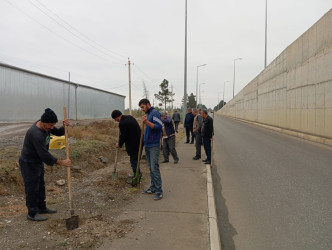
[0, 119, 151, 249]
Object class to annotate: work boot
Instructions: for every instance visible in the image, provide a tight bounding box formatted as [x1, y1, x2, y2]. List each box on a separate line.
[27, 213, 48, 221]
[39, 207, 57, 214]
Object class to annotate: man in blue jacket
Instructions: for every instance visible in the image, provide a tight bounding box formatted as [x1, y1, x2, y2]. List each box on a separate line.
[160, 111, 179, 164]
[184, 108, 194, 144]
[139, 99, 163, 200]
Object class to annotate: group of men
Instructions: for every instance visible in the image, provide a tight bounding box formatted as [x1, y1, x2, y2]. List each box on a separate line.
[184, 108, 214, 164]
[18, 99, 213, 221]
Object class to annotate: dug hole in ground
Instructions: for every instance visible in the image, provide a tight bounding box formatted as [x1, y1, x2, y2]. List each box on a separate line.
[0, 119, 185, 249]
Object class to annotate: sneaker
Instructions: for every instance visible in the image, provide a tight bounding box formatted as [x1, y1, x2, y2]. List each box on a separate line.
[185, 141, 189, 144]
[202, 159, 208, 162]
[27, 213, 48, 221]
[190, 141, 194, 144]
[142, 188, 155, 194]
[174, 159, 179, 164]
[39, 207, 57, 214]
[193, 156, 200, 160]
[204, 161, 211, 164]
[154, 193, 163, 200]
[162, 160, 169, 163]
[128, 173, 135, 178]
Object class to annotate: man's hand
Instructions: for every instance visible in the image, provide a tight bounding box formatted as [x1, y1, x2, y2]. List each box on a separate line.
[57, 159, 71, 167]
[210, 137, 213, 141]
[115, 143, 119, 148]
[142, 115, 148, 124]
[63, 118, 70, 126]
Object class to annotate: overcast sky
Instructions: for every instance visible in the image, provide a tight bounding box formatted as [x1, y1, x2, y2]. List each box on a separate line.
[1, 0, 331, 109]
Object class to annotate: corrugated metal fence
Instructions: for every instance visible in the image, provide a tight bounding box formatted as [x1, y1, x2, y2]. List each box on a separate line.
[0, 63, 125, 122]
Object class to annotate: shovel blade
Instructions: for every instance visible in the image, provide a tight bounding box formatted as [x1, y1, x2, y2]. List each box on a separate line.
[66, 215, 79, 230]
[131, 173, 142, 187]
[112, 171, 118, 179]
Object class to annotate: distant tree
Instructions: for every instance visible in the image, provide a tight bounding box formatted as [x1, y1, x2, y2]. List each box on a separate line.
[181, 93, 196, 108]
[154, 79, 174, 110]
[214, 100, 226, 111]
[142, 81, 149, 99]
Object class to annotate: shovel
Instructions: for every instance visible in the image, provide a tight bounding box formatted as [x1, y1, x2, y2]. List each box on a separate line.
[63, 107, 79, 230]
[112, 129, 120, 179]
[131, 122, 144, 187]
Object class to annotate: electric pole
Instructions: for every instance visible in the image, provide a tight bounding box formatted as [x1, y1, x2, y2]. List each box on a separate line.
[127, 58, 132, 115]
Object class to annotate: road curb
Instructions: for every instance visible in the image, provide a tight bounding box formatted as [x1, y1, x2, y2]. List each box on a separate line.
[206, 164, 222, 250]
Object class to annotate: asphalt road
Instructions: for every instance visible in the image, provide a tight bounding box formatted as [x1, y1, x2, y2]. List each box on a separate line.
[211, 115, 332, 250]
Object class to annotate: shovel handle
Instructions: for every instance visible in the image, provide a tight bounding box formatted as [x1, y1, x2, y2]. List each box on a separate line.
[136, 122, 145, 174]
[64, 107, 73, 211]
[113, 129, 120, 172]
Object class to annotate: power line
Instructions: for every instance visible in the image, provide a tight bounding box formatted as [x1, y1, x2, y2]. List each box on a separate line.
[31, 0, 126, 62]
[4, 0, 121, 65]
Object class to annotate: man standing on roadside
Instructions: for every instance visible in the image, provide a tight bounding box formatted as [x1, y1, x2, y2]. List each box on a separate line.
[184, 108, 194, 144]
[192, 108, 203, 160]
[111, 110, 141, 182]
[160, 111, 179, 164]
[172, 110, 181, 133]
[201, 109, 214, 165]
[139, 99, 163, 200]
[19, 108, 71, 221]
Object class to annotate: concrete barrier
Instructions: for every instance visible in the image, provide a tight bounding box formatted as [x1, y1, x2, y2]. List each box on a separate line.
[219, 9, 332, 141]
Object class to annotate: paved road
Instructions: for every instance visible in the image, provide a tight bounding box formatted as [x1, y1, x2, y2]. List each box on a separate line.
[212, 115, 332, 250]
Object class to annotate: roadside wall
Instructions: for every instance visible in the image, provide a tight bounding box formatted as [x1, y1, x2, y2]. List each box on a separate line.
[0, 63, 125, 121]
[219, 9, 332, 138]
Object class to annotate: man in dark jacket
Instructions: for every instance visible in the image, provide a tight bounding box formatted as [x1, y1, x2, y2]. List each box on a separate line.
[111, 110, 141, 180]
[201, 109, 213, 164]
[160, 111, 179, 164]
[19, 108, 71, 221]
[184, 108, 194, 144]
[172, 110, 181, 132]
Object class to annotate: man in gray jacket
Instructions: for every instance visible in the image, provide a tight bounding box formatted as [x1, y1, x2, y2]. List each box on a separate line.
[192, 108, 203, 160]
[172, 110, 181, 133]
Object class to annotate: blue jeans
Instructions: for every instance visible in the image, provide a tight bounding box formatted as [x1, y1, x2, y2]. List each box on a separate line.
[203, 137, 211, 162]
[145, 146, 163, 194]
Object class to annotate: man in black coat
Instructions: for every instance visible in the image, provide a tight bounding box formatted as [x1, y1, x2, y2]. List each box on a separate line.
[201, 109, 214, 164]
[111, 110, 141, 179]
[19, 108, 71, 221]
[184, 108, 194, 144]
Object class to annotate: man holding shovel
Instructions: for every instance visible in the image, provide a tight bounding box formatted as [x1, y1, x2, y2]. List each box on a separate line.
[19, 108, 71, 221]
[139, 99, 163, 200]
[111, 110, 141, 182]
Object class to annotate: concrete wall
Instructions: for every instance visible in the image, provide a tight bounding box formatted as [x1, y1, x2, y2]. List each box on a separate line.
[0, 63, 125, 122]
[219, 8, 332, 139]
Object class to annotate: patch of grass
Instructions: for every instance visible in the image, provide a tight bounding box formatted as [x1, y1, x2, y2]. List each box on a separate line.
[59, 240, 67, 247]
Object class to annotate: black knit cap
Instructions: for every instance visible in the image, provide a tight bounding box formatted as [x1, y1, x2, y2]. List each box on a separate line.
[111, 110, 122, 119]
[41, 108, 58, 123]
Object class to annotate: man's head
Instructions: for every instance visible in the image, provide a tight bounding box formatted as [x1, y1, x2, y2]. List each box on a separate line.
[138, 99, 151, 113]
[201, 109, 208, 118]
[111, 110, 122, 122]
[192, 108, 197, 116]
[187, 108, 192, 113]
[174, 110, 177, 113]
[160, 111, 166, 119]
[40, 108, 58, 131]
[198, 108, 202, 114]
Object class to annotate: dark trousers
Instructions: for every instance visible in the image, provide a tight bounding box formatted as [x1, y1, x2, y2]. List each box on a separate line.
[19, 158, 46, 216]
[129, 152, 140, 174]
[203, 137, 211, 162]
[185, 126, 194, 143]
[194, 132, 202, 158]
[174, 121, 180, 132]
[163, 136, 179, 161]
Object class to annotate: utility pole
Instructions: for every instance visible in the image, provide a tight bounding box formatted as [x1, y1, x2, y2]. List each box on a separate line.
[171, 85, 174, 117]
[264, 0, 268, 68]
[68, 72, 70, 118]
[183, 0, 188, 127]
[127, 58, 132, 115]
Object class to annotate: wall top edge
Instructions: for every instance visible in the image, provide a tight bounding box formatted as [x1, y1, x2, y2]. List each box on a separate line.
[0, 62, 126, 98]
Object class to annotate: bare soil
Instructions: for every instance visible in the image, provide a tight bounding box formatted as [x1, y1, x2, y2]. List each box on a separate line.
[0, 119, 149, 249]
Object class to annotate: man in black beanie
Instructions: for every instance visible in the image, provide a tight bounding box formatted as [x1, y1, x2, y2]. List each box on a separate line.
[19, 108, 71, 221]
[111, 110, 141, 183]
